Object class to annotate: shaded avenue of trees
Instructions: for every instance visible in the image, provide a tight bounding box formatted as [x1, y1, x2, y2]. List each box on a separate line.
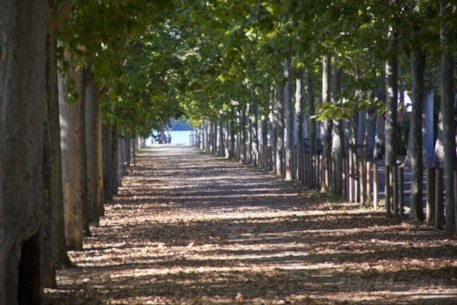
[1, 1, 456, 305]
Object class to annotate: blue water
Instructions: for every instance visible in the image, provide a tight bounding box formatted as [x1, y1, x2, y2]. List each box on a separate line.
[146, 130, 194, 146]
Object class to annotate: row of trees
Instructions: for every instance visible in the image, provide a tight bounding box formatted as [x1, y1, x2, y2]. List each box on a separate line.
[166, 0, 457, 233]
[0, 1, 177, 304]
[1, 0, 457, 304]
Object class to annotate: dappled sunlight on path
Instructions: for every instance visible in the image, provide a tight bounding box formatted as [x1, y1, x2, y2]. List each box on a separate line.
[46, 146, 457, 305]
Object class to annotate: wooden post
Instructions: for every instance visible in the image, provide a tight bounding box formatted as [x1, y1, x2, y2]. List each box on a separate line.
[426, 167, 435, 225]
[309, 153, 314, 188]
[348, 152, 354, 202]
[310, 154, 314, 188]
[296, 150, 299, 181]
[366, 162, 372, 206]
[454, 171, 457, 224]
[359, 161, 365, 204]
[385, 165, 391, 214]
[393, 165, 398, 216]
[342, 158, 347, 199]
[399, 167, 404, 216]
[373, 163, 378, 209]
[332, 158, 337, 194]
[317, 155, 322, 190]
[348, 158, 353, 202]
[302, 153, 306, 186]
[435, 168, 444, 229]
[355, 161, 359, 203]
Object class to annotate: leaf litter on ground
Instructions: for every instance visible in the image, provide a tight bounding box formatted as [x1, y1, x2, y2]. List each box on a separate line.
[45, 146, 457, 305]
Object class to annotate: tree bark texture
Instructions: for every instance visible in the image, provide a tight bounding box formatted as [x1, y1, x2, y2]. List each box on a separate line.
[284, 58, 294, 181]
[0, 43, 4, 305]
[102, 123, 114, 201]
[0, 1, 48, 304]
[423, 90, 434, 167]
[274, 86, 285, 176]
[322, 54, 332, 191]
[410, 49, 426, 221]
[79, 71, 90, 236]
[440, 0, 456, 234]
[42, 29, 68, 289]
[307, 71, 317, 156]
[85, 75, 104, 219]
[59, 70, 84, 250]
[252, 102, 259, 166]
[332, 68, 344, 195]
[385, 25, 398, 167]
[295, 70, 304, 151]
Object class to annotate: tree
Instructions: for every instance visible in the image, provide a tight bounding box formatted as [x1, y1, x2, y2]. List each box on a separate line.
[43, 6, 72, 286]
[1, 2, 48, 304]
[439, 0, 456, 233]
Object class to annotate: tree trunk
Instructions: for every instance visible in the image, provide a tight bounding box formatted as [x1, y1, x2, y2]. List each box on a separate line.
[284, 57, 294, 181]
[42, 29, 69, 289]
[274, 86, 285, 176]
[59, 71, 84, 250]
[423, 90, 434, 167]
[102, 124, 112, 200]
[440, 0, 456, 233]
[85, 73, 104, 223]
[252, 102, 259, 166]
[295, 69, 304, 152]
[79, 71, 90, 236]
[373, 115, 385, 160]
[307, 71, 317, 156]
[385, 25, 398, 167]
[246, 104, 252, 163]
[409, 49, 426, 221]
[356, 110, 366, 157]
[268, 93, 275, 171]
[332, 68, 344, 195]
[1, 1, 48, 304]
[218, 115, 225, 156]
[0, 116, 3, 304]
[322, 54, 332, 191]
[117, 137, 123, 186]
[102, 123, 118, 201]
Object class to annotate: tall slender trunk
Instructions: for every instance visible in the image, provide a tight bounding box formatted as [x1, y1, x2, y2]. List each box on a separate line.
[0, 111, 3, 305]
[59, 70, 84, 250]
[43, 29, 69, 288]
[284, 58, 294, 180]
[410, 49, 426, 220]
[102, 123, 116, 201]
[295, 70, 304, 152]
[246, 104, 252, 163]
[385, 25, 398, 167]
[241, 105, 247, 163]
[85, 73, 104, 220]
[332, 68, 343, 195]
[423, 90, 434, 167]
[79, 71, 90, 236]
[0, 142, 2, 305]
[307, 71, 317, 156]
[1, 2, 48, 304]
[269, 91, 276, 172]
[218, 114, 225, 156]
[440, 0, 456, 233]
[322, 54, 332, 191]
[275, 86, 285, 176]
[252, 102, 259, 166]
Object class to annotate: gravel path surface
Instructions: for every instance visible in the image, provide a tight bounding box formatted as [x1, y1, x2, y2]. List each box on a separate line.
[45, 146, 457, 305]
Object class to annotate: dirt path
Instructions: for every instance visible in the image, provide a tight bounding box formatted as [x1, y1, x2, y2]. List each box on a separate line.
[45, 146, 457, 305]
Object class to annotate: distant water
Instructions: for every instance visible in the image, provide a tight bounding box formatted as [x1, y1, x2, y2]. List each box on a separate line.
[146, 130, 193, 146]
